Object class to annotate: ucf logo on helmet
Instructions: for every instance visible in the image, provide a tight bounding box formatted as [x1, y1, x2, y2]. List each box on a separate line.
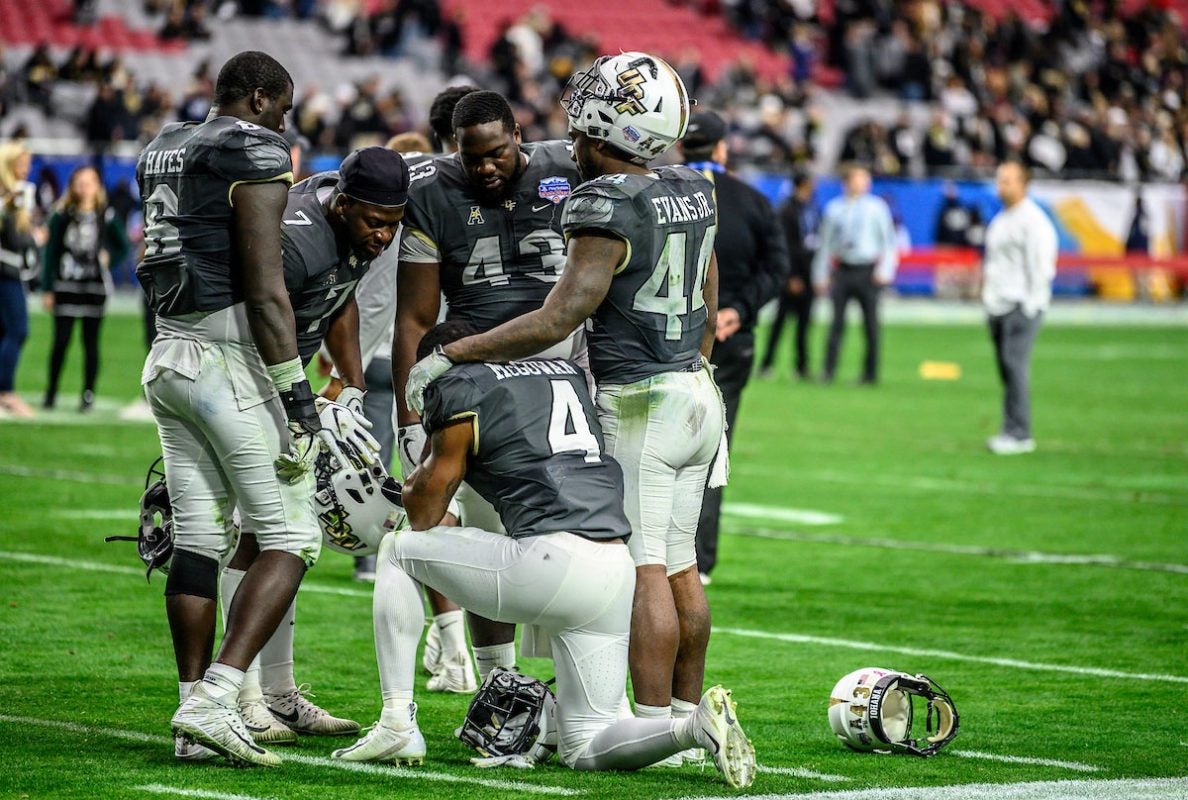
[614, 66, 650, 115]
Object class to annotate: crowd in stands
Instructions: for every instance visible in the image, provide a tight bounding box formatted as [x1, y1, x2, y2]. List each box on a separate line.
[0, 0, 1185, 181]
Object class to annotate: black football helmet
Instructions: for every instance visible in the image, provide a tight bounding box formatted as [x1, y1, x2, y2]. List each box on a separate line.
[457, 668, 557, 762]
[105, 456, 174, 580]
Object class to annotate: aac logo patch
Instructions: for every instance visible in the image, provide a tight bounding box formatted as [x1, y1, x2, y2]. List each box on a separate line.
[467, 206, 485, 225]
[537, 176, 571, 205]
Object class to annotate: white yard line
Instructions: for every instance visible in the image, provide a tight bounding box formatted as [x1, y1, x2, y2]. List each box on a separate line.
[732, 464, 1187, 507]
[675, 777, 1188, 800]
[951, 750, 1102, 772]
[0, 550, 372, 599]
[723, 503, 843, 526]
[713, 627, 1188, 685]
[729, 527, 1188, 575]
[756, 766, 850, 782]
[137, 785, 277, 800]
[0, 463, 136, 486]
[54, 509, 140, 520]
[0, 715, 580, 796]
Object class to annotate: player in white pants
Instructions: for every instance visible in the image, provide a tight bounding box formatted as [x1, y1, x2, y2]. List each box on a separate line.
[335, 321, 754, 787]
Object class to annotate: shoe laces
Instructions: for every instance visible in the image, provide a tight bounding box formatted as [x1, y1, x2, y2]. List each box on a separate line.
[287, 683, 329, 720]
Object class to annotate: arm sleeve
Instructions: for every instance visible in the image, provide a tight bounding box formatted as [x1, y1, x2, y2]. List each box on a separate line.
[421, 371, 480, 435]
[398, 225, 440, 263]
[1024, 208, 1059, 311]
[875, 200, 899, 283]
[41, 212, 64, 289]
[733, 193, 789, 326]
[104, 211, 131, 268]
[811, 204, 834, 285]
[561, 182, 630, 240]
[212, 127, 294, 200]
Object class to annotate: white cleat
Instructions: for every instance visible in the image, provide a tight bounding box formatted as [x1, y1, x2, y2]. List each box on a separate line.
[171, 682, 281, 767]
[426, 652, 478, 694]
[265, 685, 361, 737]
[986, 434, 1037, 455]
[422, 620, 442, 675]
[239, 698, 298, 744]
[691, 685, 755, 788]
[332, 721, 427, 765]
[682, 746, 707, 765]
[174, 734, 217, 761]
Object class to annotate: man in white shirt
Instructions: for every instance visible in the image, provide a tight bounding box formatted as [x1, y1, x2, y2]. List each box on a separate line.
[981, 160, 1058, 455]
[813, 163, 898, 385]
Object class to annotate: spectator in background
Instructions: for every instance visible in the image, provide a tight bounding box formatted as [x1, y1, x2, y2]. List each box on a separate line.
[981, 161, 1057, 455]
[934, 181, 984, 247]
[0, 141, 38, 418]
[22, 45, 57, 112]
[814, 163, 898, 386]
[679, 111, 788, 585]
[41, 165, 129, 411]
[761, 171, 819, 380]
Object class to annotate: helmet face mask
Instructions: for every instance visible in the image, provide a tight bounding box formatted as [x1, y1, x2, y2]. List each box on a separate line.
[457, 668, 557, 763]
[106, 456, 174, 580]
[561, 52, 691, 165]
[828, 667, 959, 757]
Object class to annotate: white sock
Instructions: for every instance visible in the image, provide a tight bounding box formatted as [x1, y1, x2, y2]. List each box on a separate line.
[374, 537, 424, 706]
[203, 662, 244, 702]
[219, 567, 264, 703]
[635, 702, 671, 720]
[259, 598, 297, 697]
[472, 643, 516, 679]
[671, 697, 702, 757]
[179, 680, 197, 702]
[379, 694, 417, 730]
[434, 610, 467, 661]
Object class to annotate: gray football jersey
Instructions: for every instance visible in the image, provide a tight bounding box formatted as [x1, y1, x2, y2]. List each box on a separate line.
[136, 116, 293, 317]
[282, 171, 373, 363]
[401, 140, 580, 330]
[421, 359, 630, 541]
[561, 166, 717, 385]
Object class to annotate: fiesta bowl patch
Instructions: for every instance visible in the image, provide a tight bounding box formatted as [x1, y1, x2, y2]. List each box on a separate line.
[538, 176, 572, 204]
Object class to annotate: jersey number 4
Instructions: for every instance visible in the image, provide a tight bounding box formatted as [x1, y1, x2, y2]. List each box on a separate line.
[548, 380, 600, 464]
[632, 225, 716, 340]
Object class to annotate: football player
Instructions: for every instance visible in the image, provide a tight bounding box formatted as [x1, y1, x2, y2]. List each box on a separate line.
[392, 89, 584, 691]
[335, 322, 754, 789]
[137, 51, 337, 767]
[405, 52, 726, 762]
[213, 146, 411, 749]
[323, 87, 481, 688]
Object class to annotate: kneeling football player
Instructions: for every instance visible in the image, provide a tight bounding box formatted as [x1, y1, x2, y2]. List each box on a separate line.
[332, 322, 756, 788]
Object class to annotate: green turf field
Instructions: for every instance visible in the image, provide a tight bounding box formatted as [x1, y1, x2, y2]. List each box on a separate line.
[1, 310, 1185, 800]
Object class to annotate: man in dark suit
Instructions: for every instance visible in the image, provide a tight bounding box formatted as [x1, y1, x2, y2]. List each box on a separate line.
[680, 111, 789, 585]
[761, 172, 820, 379]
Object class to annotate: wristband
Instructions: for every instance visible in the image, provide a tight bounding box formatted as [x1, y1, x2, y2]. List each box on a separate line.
[266, 356, 306, 392]
[279, 379, 320, 433]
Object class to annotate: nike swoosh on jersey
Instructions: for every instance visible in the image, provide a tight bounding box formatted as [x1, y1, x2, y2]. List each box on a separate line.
[532, 202, 554, 212]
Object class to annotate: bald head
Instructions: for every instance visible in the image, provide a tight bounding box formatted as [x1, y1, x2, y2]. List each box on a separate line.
[995, 161, 1030, 208]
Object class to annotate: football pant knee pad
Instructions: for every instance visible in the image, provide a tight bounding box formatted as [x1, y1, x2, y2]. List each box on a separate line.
[164, 549, 220, 600]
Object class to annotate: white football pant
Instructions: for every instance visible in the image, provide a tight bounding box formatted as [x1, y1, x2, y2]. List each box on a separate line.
[596, 368, 724, 575]
[373, 527, 691, 768]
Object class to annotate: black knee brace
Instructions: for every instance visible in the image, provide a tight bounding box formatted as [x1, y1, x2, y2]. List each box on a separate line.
[164, 549, 219, 599]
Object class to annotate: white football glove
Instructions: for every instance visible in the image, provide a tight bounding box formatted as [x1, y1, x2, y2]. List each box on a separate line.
[275, 380, 347, 484]
[337, 385, 367, 417]
[276, 422, 346, 485]
[405, 346, 454, 417]
[397, 424, 427, 479]
[315, 396, 381, 466]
